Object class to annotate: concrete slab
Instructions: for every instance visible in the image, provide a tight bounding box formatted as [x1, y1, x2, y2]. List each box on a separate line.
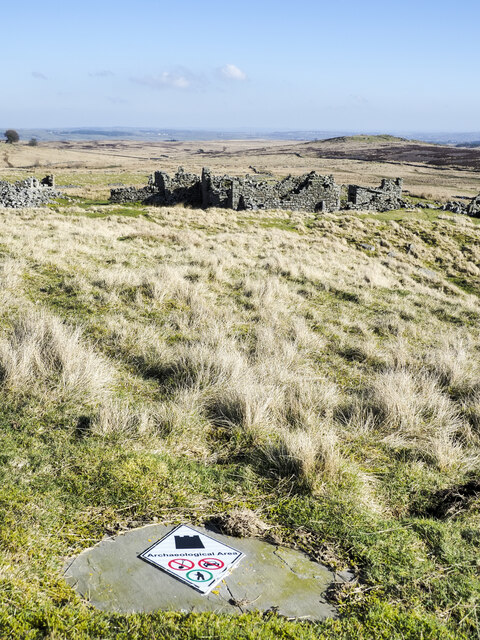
[64, 524, 337, 620]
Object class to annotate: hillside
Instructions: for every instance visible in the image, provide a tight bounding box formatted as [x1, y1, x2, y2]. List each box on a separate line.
[319, 134, 411, 144]
[295, 135, 480, 170]
[0, 199, 479, 638]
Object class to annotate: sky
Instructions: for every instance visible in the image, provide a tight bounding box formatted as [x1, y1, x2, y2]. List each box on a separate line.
[1, 0, 479, 132]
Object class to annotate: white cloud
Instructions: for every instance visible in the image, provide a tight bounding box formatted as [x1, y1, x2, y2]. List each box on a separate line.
[131, 69, 196, 90]
[220, 64, 247, 81]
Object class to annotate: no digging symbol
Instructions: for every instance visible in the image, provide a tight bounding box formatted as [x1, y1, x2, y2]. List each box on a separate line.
[198, 558, 224, 570]
[168, 558, 194, 571]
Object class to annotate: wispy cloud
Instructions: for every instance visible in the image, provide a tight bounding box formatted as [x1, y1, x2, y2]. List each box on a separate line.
[349, 94, 369, 106]
[219, 64, 247, 81]
[31, 71, 47, 80]
[89, 70, 115, 78]
[107, 96, 128, 105]
[130, 68, 199, 90]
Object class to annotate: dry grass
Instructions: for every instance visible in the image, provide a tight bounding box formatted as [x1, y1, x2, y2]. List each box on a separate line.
[0, 310, 112, 401]
[2, 192, 480, 638]
[0, 200, 479, 492]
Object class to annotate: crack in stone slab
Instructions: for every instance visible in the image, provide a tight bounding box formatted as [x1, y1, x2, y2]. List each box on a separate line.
[225, 582, 244, 614]
[273, 546, 298, 576]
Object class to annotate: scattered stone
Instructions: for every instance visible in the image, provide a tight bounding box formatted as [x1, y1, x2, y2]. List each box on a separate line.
[443, 201, 467, 215]
[64, 524, 337, 620]
[442, 193, 480, 217]
[336, 569, 355, 583]
[405, 243, 417, 256]
[418, 267, 439, 279]
[359, 242, 375, 251]
[0, 176, 60, 208]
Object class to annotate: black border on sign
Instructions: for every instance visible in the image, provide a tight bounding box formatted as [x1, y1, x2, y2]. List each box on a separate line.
[138, 524, 245, 595]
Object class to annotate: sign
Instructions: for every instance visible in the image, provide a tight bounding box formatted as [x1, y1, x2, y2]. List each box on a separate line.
[139, 525, 245, 594]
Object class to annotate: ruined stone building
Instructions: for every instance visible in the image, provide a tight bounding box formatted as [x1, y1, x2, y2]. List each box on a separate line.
[0, 175, 59, 208]
[108, 166, 480, 218]
[110, 167, 341, 213]
[347, 178, 404, 212]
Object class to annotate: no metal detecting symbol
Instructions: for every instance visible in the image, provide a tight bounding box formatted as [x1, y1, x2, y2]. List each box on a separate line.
[186, 569, 213, 583]
[198, 557, 225, 570]
[168, 558, 194, 571]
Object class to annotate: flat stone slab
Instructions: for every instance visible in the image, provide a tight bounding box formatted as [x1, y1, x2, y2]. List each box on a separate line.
[64, 524, 337, 620]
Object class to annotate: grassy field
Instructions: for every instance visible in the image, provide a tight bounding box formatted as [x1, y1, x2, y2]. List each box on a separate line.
[0, 192, 480, 638]
[1, 195, 480, 638]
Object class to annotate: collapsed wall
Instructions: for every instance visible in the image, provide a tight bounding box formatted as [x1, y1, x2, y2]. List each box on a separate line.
[347, 178, 404, 212]
[0, 176, 60, 208]
[467, 194, 480, 217]
[110, 167, 341, 213]
[443, 193, 480, 217]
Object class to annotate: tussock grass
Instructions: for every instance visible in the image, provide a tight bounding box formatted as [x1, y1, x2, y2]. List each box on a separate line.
[369, 368, 468, 469]
[0, 310, 112, 400]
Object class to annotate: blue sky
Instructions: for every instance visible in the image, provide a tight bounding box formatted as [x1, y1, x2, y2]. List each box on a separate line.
[1, 0, 479, 131]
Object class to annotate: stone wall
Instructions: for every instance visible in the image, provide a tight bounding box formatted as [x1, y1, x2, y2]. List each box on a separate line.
[110, 167, 341, 213]
[347, 178, 404, 211]
[467, 194, 480, 217]
[443, 193, 480, 217]
[148, 167, 202, 207]
[109, 185, 154, 203]
[0, 176, 60, 208]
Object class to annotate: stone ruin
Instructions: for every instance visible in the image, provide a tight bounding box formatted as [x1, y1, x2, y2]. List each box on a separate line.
[110, 168, 415, 214]
[346, 178, 404, 212]
[110, 167, 341, 213]
[0, 175, 60, 208]
[443, 193, 480, 217]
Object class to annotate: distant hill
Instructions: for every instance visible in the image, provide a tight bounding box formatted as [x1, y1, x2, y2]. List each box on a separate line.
[3, 127, 480, 145]
[320, 134, 411, 144]
[457, 141, 480, 148]
[289, 136, 480, 170]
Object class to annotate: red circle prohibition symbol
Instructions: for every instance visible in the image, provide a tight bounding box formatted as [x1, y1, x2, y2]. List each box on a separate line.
[198, 557, 225, 570]
[168, 558, 194, 571]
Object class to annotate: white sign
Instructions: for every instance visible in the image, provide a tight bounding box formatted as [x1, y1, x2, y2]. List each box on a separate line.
[139, 525, 245, 594]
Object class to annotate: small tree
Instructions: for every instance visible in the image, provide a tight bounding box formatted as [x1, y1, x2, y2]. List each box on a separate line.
[4, 129, 19, 144]
[28, 137, 38, 147]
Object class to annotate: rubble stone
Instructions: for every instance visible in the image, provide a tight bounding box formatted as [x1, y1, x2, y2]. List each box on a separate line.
[347, 178, 404, 211]
[0, 176, 60, 208]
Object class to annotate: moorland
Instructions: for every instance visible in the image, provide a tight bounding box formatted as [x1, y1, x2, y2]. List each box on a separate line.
[0, 135, 479, 639]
